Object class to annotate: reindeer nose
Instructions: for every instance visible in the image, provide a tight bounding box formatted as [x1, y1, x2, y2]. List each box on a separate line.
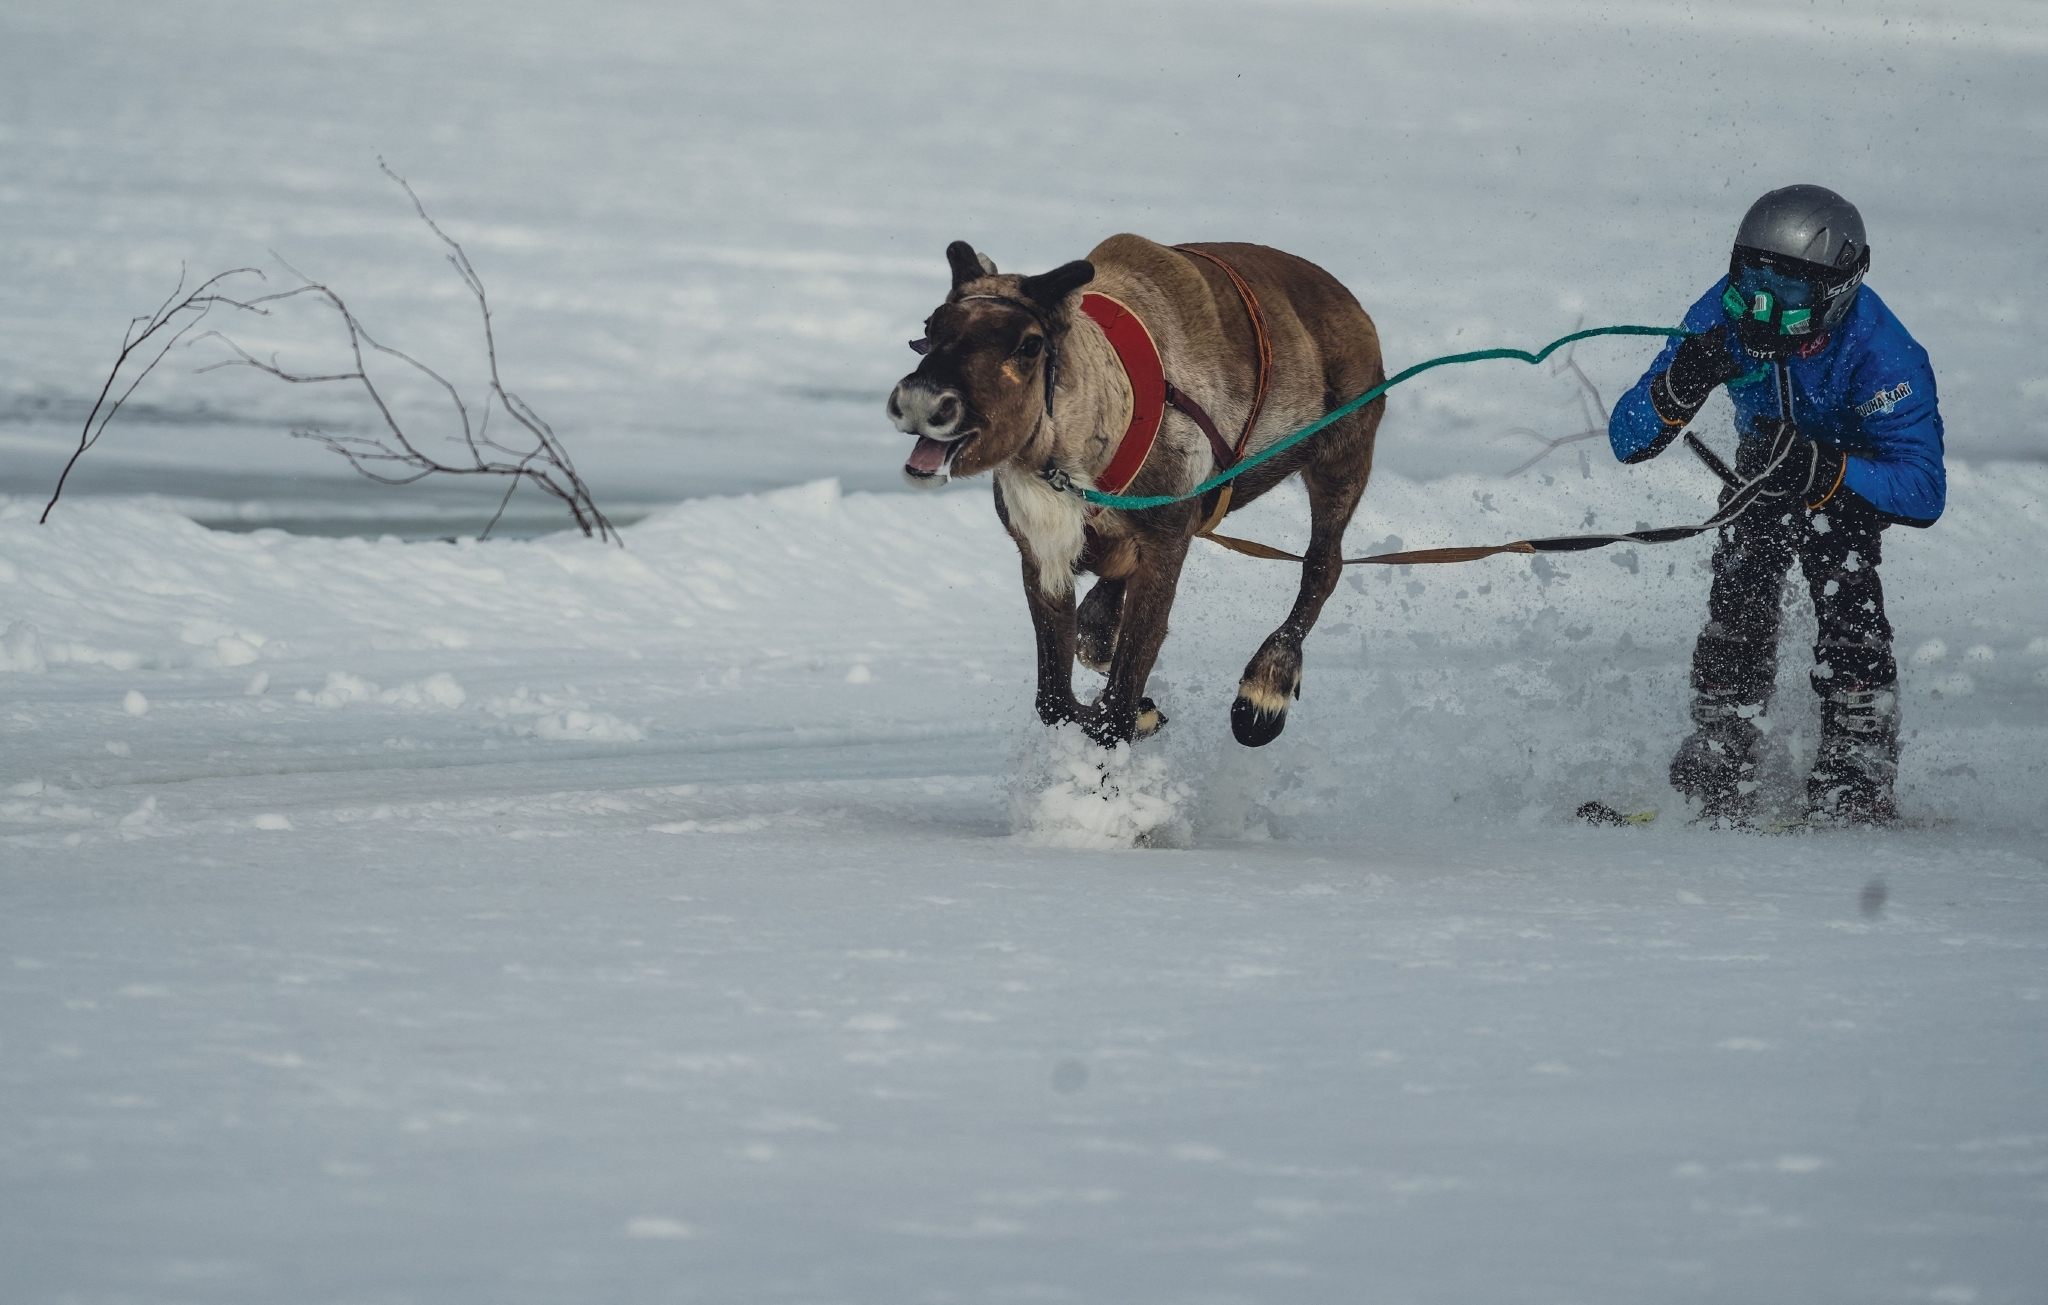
[888, 381, 967, 439]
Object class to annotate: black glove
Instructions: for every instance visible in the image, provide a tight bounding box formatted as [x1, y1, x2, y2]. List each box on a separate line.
[1650, 324, 1746, 426]
[1754, 421, 1849, 510]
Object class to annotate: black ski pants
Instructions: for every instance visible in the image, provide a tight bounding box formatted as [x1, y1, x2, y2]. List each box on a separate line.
[1691, 439, 1896, 706]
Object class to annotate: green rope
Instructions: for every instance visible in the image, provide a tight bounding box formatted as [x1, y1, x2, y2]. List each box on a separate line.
[1080, 323, 1690, 511]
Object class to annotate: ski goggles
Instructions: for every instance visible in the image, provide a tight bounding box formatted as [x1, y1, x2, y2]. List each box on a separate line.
[1721, 262, 1820, 337]
[1721, 245, 1869, 338]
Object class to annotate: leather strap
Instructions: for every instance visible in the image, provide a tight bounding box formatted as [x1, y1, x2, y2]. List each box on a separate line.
[1165, 383, 1236, 471]
[1074, 249, 1274, 518]
[1174, 245, 1276, 540]
[1194, 432, 1778, 568]
[1198, 530, 1540, 566]
[1173, 245, 1274, 462]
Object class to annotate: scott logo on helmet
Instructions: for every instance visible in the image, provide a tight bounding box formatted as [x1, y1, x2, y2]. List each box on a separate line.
[1857, 381, 1912, 418]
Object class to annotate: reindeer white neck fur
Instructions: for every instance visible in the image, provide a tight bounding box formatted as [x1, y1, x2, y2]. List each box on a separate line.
[995, 307, 1133, 598]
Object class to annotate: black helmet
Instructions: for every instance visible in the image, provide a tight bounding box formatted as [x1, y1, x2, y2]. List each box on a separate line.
[1723, 185, 1870, 359]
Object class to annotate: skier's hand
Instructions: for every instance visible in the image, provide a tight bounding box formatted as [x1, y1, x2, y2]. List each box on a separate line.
[1651, 324, 1745, 426]
[1755, 421, 1849, 509]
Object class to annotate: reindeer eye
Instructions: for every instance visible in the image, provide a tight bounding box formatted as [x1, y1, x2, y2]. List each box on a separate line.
[1015, 334, 1044, 360]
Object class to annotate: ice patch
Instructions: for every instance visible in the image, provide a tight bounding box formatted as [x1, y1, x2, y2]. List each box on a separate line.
[122, 691, 149, 716]
[1010, 724, 1192, 850]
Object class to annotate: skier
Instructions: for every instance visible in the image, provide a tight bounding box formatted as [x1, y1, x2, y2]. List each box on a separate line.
[1608, 185, 1944, 825]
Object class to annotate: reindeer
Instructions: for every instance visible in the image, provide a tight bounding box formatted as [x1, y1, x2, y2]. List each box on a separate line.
[887, 235, 1384, 748]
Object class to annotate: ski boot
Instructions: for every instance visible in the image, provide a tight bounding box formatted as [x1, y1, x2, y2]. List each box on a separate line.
[1669, 688, 1767, 825]
[1808, 683, 1901, 825]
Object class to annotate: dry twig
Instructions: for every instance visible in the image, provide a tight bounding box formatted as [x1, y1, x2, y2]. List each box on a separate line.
[40, 267, 266, 522]
[199, 159, 617, 543]
[1501, 324, 1612, 478]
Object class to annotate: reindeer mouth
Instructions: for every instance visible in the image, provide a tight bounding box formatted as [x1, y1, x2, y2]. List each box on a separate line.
[904, 431, 974, 481]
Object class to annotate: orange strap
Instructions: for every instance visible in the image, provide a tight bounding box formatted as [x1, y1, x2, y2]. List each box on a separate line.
[1805, 455, 1847, 511]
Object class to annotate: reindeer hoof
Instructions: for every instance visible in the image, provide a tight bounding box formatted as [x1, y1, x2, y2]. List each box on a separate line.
[1134, 697, 1167, 740]
[1228, 671, 1294, 741]
[1230, 696, 1288, 747]
[1233, 638, 1302, 748]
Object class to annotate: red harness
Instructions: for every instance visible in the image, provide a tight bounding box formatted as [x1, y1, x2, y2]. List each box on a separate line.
[1079, 293, 1168, 496]
[1076, 249, 1273, 504]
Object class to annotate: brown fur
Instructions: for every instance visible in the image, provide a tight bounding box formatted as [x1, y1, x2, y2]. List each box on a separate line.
[891, 235, 1384, 746]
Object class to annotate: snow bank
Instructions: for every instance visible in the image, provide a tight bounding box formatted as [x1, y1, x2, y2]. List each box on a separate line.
[6, 458, 2044, 837]
[0, 479, 1015, 670]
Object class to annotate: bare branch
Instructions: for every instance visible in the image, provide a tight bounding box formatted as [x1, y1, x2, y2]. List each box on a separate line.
[41, 267, 268, 522]
[49, 168, 615, 545]
[1501, 322, 1617, 478]
[203, 165, 617, 544]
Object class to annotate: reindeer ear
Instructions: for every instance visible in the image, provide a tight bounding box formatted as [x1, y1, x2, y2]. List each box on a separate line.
[977, 252, 999, 276]
[1020, 260, 1095, 309]
[946, 241, 985, 289]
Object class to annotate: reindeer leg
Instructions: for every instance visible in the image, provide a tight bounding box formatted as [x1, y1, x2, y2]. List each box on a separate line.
[1075, 576, 1125, 673]
[1232, 447, 1373, 748]
[997, 480, 1085, 727]
[1083, 531, 1188, 746]
[1019, 560, 1086, 727]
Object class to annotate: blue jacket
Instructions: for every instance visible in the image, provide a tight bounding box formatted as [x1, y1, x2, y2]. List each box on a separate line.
[1609, 282, 1945, 525]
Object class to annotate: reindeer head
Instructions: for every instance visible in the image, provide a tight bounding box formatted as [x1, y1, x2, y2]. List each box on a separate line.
[888, 241, 1094, 488]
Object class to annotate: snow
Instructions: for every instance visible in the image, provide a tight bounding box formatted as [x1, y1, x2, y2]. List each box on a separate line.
[6, 468, 2046, 1301]
[4, 0, 2048, 1301]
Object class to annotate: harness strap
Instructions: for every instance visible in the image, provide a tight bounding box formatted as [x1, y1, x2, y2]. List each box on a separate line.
[1063, 251, 1272, 510]
[1173, 245, 1274, 459]
[1164, 383, 1236, 471]
[1172, 244, 1277, 539]
[1198, 432, 1786, 567]
[1078, 293, 1169, 496]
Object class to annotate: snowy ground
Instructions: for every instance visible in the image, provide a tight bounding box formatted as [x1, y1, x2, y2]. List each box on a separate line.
[7, 471, 2047, 1303]
[5, 1, 2048, 1302]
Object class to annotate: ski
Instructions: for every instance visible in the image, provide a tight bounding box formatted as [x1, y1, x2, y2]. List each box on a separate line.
[1577, 799, 1946, 834]
[1576, 801, 1657, 828]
